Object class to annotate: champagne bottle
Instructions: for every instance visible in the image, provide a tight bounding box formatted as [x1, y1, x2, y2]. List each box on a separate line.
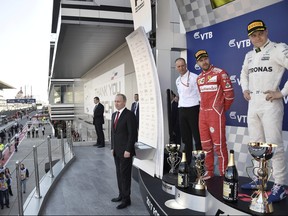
[223, 150, 238, 202]
[178, 151, 189, 188]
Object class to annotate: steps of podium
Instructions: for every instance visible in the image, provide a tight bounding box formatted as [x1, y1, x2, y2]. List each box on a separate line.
[140, 171, 288, 215]
[138, 169, 204, 215]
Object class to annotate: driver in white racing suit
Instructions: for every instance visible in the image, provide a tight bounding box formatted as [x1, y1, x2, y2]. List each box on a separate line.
[240, 19, 288, 203]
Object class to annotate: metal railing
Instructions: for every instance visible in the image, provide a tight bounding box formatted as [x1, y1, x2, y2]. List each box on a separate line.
[73, 118, 111, 144]
[13, 126, 74, 216]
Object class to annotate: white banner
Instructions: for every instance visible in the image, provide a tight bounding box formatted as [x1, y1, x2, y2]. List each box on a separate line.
[126, 26, 164, 178]
[84, 64, 125, 120]
[130, 0, 152, 33]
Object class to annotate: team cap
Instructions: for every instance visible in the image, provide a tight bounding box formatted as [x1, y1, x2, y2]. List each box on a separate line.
[195, 50, 208, 61]
[247, 20, 266, 36]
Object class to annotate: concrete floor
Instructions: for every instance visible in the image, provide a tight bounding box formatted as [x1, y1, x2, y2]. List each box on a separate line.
[1, 118, 149, 215]
[39, 145, 149, 215]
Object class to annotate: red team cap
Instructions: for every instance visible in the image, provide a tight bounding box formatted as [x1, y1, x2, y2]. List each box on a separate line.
[195, 50, 208, 61]
[247, 20, 266, 36]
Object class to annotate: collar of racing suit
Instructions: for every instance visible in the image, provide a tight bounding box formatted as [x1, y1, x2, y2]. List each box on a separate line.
[202, 64, 213, 74]
[254, 40, 270, 53]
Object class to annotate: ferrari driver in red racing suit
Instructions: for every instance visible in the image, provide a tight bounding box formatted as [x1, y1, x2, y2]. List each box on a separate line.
[195, 50, 234, 179]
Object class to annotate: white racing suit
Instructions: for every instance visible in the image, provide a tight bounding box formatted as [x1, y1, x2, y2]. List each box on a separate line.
[240, 40, 288, 185]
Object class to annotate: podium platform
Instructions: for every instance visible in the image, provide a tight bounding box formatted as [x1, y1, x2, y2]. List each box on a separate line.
[206, 176, 288, 215]
[138, 169, 288, 215]
[138, 169, 203, 215]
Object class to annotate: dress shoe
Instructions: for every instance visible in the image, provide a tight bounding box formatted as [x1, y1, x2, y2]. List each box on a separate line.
[116, 200, 131, 209]
[111, 196, 122, 202]
[97, 145, 105, 148]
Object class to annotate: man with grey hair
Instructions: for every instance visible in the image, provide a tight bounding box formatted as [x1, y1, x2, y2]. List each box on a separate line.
[110, 93, 137, 209]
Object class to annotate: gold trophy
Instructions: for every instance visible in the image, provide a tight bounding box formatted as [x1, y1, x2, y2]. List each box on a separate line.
[192, 150, 207, 190]
[247, 142, 277, 213]
[165, 144, 181, 174]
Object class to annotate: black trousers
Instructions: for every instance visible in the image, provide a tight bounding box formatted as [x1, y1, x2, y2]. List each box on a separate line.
[94, 123, 105, 146]
[114, 155, 133, 202]
[179, 105, 202, 165]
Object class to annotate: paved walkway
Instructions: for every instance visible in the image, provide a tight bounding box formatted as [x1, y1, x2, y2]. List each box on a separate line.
[40, 145, 149, 215]
[1, 118, 149, 215]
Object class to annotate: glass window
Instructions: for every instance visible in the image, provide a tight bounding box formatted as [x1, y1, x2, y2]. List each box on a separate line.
[52, 84, 74, 104]
[53, 86, 61, 104]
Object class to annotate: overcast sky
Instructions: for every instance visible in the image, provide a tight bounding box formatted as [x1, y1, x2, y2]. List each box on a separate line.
[0, 0, 53, 103]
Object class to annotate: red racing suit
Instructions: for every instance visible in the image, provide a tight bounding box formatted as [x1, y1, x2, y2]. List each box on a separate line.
[197, 65, 234, 176]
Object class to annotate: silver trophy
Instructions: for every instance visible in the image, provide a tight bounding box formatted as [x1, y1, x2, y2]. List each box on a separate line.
[192, 150, 207, 190]
[165, 144, 181, 174]
[247, 142, 277, 213]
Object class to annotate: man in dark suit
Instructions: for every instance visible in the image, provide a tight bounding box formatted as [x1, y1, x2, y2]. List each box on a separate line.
[111, 93, 137, 209]
[93, 97, 105, 148]
[130, 93, 139, 129]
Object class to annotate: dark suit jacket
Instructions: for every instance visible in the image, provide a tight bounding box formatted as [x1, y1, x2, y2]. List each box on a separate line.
[111, 108, 137, 157]
[93, 103, 104, 125]
[131, 102, 139, 126]
[171, 100, 181, 144]
[171, 101, 179, 131]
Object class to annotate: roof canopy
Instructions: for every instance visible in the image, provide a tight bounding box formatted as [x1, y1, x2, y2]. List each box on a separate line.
[0, 80, 15, 90]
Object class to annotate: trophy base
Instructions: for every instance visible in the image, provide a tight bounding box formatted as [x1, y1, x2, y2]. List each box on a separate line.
[249, 191, 273, 213]
[193, 178, 206, 190]
[162, 173, 178, 195]
[193, 183, 206, 190]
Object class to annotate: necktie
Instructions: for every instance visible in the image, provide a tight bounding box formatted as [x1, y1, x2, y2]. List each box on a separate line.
[114, 111, 120, 129]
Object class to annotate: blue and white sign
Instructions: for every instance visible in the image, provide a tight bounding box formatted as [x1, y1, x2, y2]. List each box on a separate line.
[186, 1, 288, 131]
[6, 98, 36, 104]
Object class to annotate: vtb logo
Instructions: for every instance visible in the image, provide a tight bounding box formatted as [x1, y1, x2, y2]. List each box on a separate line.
[194, 31, 213, 40]
[229, 39, 251, 48]
[230, 111, 247, 123]
[194, 64, 201, 71]
[284, 95, 288, 105]
[230, 75, 241, 86]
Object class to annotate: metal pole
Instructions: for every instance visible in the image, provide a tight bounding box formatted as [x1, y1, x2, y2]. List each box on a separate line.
[8, 141, 11, 153]
[108, 120, 111, 144]
[60, 130, 66, 165]
[67, 121, 73, 155]
[47, 136, 54, 178]
[33, 145, 42, 198]
[16, 161, 24, 216]
[69, 132, 74, 156]
[66, 121, 70, 147]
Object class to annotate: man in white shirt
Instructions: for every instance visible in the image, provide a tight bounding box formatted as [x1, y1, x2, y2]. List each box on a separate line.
[175, 57, 202, 166]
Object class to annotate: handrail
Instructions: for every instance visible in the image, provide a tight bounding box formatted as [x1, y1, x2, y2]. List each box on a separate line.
[9, 122, 75, 215]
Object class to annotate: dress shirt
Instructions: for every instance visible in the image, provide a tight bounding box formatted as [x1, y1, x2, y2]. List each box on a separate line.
[134, 102, 138, 114]
[176, 70, 200, 107]
[114, 107, 125, 122]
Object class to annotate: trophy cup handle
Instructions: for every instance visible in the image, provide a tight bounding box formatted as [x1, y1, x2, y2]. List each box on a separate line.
[175, 152, 181, 167]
